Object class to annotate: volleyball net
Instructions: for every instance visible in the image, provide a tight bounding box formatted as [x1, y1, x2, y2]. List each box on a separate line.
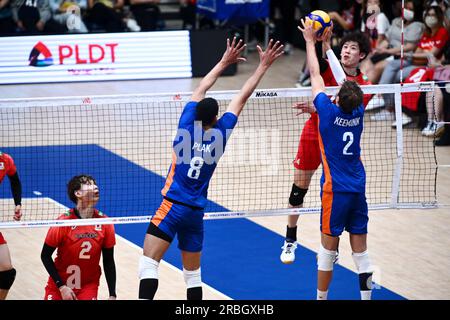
[0, 82, 440, 228]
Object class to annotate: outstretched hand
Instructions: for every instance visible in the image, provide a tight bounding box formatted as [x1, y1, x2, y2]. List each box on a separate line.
[317, 23, 333, 46]
[292, 101, 316, 116]
[221, 37, 247, 65]
[298, 18, 317, 44]
[256, 39, 284, 68]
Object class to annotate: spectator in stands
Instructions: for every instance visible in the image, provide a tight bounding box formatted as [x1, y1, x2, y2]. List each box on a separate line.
[50, 0, 88, 33]
[362, 0, 424, 84]
[86, 0, 139, 32]
[425, 0, 450, 30]
[360, 0, 390, 51]
[270, 0, 297, 55]
[129, 0, 160, 31]
[179, 0, 195, 30]
[422, 40, 450, 138]
[0, 0, 16, 34]
[373, 5, 448, 126]
[11, 0, 67, 34]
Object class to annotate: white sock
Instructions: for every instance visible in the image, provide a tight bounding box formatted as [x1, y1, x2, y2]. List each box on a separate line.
[317, 289, 328, 300]
[361, 290, 372, 300]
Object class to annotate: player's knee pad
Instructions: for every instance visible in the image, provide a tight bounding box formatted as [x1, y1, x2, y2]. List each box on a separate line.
[183, 268, 202, 289]
[138, 256, 159, 280]
[289, 184, 308, 207]
[352, 250, 373, 274]
[0, 268, 16, 290]
[317, 245, 338, 271]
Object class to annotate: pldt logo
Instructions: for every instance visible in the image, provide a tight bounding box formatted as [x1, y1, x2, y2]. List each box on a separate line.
[29, 41, 54, 67]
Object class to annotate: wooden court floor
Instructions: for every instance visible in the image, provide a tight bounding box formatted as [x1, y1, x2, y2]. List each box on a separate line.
[1, 47, 450, 300]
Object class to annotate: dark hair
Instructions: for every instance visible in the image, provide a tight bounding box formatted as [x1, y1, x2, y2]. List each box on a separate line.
[196, 97, 219, 126]
[67, 174, 97, 204]
[337, 81, 364, 114]
[339, 32, 372, 61]
[423, 5, 445, 35]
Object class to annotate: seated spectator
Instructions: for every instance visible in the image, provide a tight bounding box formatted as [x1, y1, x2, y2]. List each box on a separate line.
[129, 0, 160, 31]
[50, 0, 88, 33]
[422, 41, 450, 139]
[86, 0, 140, 32]
[375, 5, 448, 125]
[363, 0, 424, 84]
[0, 0, 16, 34]
[359, 0, 390, 51]
[11, 0, 67, 34]
[270, 0, 297, 55]
[425, 0, 450, 30]
[179, 0, 195, 30]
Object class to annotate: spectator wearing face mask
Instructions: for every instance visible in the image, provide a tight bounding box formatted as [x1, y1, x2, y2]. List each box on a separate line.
[363, 0, 424, 85]
[371, 5, 448, 126]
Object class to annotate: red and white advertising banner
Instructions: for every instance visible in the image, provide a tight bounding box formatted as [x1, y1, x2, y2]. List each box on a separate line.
[0, 31, 192, 84]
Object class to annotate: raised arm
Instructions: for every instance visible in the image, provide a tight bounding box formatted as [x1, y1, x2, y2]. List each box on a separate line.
[226, 40, 284, 117]
[191, 37, 246, 102]
[299, 19, 325, 99]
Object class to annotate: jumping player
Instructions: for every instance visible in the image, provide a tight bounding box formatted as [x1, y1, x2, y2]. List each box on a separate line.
[281, 29, 372, 264]
[138, 38, 284, 300]
[297, 18, 374, 300]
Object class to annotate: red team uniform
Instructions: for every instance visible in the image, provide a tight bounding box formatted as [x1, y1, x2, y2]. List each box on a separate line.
[0, 153, 17, 245]
[294, 62, 372, 171]
[44, 209, 116, 300]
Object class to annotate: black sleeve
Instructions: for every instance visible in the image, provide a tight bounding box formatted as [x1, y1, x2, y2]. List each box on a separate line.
[41, 243, 64, 288]
[8, 172, 22, 206]
[315, 41, 329, 74]
[102, 247, 116, 297]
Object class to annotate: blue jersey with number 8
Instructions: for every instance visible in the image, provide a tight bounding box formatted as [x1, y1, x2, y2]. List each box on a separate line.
[314, 92, 366, 193]
[162, 101, 238, 208]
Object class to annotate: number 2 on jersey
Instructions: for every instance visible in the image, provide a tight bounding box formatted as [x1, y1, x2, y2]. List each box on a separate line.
[343, 132, 354, 155]
[187, 156, 204, 179]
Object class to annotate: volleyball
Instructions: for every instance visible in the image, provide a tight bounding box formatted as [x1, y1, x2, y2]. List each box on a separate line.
[306, 10, 332, 37]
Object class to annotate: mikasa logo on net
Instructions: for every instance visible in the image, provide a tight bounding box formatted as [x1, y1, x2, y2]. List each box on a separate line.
[255, 91, 278, 97]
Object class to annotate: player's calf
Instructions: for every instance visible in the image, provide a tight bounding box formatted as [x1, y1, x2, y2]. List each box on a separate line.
[183, 268, 202, 300]
[352, 250, 374, 300]
[138, 256, 159, 300]
[0, 268, 16, 293]
[280, 185, 308, 264]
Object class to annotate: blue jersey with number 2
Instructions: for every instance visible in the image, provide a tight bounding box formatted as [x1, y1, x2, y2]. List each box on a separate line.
[161, 101, 238, 208]
[314, 92, 366, 193]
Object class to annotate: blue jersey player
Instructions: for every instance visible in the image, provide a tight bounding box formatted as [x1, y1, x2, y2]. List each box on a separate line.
[297, 19, 374, 300]
[138, 38, 284, 300]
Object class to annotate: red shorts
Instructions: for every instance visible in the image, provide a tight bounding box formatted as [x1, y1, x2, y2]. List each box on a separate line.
[44, 282, 99, 300]
[293, 115, 322, 171]
[0, 232, 6, 245]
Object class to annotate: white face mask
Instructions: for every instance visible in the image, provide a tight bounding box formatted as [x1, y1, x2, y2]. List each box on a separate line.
[404, 9, 414, 21]
[425, 16, 439, 28]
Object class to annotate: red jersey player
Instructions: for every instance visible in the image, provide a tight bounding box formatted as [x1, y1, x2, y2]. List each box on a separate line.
[41, 175, 116, 300]
[280, 30, 372, 264]
[0, 151, 22, 300]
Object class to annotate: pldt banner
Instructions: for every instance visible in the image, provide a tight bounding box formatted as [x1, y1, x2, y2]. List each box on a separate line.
[0, 31, 192, 84]
[197, 0, 269, 25]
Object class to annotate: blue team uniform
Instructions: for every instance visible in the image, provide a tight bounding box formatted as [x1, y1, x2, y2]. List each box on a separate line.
[151, 101, 238, 252]
[314, 92, 368, 237]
